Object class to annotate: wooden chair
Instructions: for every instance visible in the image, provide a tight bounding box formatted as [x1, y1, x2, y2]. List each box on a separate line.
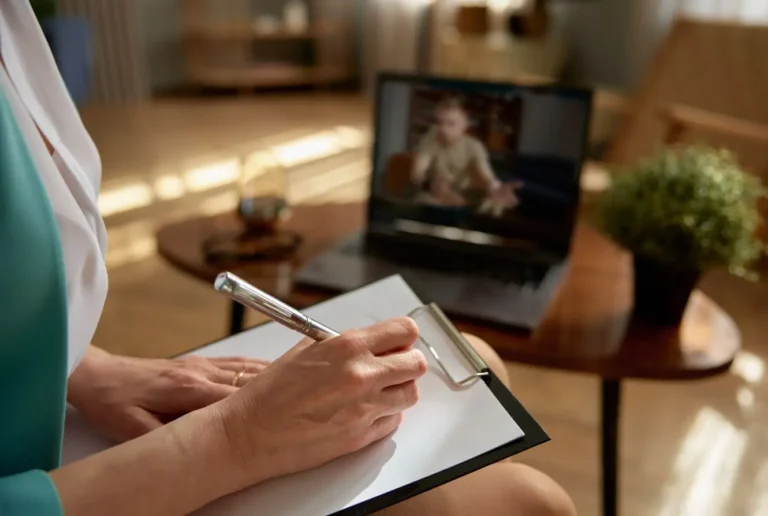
[606, 17, 768, 166]
[593, 17, 768, 257]
[657, 102, 768, 253]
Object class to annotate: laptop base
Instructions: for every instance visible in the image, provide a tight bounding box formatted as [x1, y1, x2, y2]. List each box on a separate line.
[296, 232, 567, 331]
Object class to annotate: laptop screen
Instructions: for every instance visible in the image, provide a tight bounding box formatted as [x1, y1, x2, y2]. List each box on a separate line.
[368, 74, 592, 258]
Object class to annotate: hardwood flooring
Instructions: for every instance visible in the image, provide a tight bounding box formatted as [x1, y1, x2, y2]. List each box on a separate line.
[82, 94, 768, 516]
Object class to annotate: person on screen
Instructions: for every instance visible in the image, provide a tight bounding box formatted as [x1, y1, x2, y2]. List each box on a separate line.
[410, 97, 522, 213]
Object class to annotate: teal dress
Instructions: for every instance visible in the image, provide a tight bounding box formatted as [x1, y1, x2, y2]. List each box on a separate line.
[0, 87, 68, 513]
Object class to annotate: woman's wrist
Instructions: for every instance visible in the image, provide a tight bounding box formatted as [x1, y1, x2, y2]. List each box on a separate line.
[201, 397, 274, 493]
[67, 346, 114, 408]
[51, 408, 237, 516]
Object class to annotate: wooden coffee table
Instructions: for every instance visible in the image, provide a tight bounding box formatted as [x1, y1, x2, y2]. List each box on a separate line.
[156, 201, 740, 516]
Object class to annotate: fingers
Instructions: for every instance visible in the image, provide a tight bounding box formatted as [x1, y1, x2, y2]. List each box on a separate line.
[356, 414, 403, 452]
[207, 368, 258, 387]
[374, 380, 420, 417]
[209, 357, 271, 374]
[375, 349, 428, 388]
[351, 317, 420, 356]
[188, 381, 239, 407]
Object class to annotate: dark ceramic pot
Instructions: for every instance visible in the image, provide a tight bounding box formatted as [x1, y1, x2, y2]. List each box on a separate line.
[632, 255, 701, 326]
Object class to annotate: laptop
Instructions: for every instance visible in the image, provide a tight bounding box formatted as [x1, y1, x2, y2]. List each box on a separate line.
[297, 73, 593, 330]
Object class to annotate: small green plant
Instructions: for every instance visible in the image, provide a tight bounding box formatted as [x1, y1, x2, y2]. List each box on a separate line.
[593, 145, 766, 279]
[29, 0, 57, 20]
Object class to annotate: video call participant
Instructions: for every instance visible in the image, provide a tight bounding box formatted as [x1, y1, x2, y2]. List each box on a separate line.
[410, 97, 522, 216]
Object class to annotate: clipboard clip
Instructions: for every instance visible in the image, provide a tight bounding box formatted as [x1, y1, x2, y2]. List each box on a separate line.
[408, 303, 489, 388]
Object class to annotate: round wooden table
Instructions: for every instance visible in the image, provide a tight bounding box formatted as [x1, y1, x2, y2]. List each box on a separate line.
[156, 201, 740, 516]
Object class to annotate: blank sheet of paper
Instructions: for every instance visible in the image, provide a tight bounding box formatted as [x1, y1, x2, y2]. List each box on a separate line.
[62, 275, 524, 515]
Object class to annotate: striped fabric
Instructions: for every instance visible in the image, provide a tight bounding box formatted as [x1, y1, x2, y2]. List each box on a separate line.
[59, 0, 150, 102]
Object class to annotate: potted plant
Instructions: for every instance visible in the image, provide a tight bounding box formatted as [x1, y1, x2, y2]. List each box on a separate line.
[593, 145, 766, 325]
[30, 0, 92, 106]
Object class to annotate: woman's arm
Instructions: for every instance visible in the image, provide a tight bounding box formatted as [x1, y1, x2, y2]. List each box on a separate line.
[47, 319, 425, 516]
[49, 408, 238, 516]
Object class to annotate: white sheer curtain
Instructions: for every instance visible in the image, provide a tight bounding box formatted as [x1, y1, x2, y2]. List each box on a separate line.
[361, 0, 432, 94]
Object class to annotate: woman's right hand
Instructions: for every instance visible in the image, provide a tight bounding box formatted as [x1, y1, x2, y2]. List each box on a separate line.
[217, 317, 427, 491]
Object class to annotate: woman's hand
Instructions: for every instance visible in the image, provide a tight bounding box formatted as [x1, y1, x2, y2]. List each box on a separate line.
[216, 317, 427, 490]
[68, 346, 270, 443]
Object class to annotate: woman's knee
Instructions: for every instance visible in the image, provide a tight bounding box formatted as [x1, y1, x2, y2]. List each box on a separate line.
[493, 463, 577, 516]
[462, 333, 510, 387]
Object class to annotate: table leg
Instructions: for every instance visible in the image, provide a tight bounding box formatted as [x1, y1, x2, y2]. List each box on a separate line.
[229, 299, 245, 335]
[601, 379, 621, 516]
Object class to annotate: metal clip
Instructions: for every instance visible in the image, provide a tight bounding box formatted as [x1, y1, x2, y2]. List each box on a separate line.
[408, 303, 489, 388]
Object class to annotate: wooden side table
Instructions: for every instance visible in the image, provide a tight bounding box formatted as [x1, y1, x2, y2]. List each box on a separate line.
[156, 202, 740, 516]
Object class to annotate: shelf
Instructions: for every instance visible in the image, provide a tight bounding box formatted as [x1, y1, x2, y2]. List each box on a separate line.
[188, 64, 350, 88]
[179, 0, 353, 90]
[185, 22, 339, 42]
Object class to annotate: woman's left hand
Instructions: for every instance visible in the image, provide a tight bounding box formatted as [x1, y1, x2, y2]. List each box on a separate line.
[67, 346, 271, 443]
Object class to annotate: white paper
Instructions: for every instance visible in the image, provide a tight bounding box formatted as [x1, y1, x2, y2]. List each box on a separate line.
[62, 275, 525, 515]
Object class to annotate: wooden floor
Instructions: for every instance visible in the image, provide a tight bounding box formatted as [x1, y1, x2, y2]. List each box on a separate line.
[83, 94, 768, 516]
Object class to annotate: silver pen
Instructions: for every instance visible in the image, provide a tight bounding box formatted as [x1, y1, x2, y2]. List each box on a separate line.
[213, 271, 340, 341]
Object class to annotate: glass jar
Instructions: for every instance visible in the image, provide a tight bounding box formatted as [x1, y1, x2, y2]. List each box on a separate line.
[237, 150, 289, 234]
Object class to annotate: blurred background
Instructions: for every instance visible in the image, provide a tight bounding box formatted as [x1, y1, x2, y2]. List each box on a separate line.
[35, 1, 768, 515]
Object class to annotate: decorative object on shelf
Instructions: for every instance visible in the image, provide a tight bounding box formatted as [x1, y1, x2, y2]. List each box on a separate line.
[284, 0, 310, 33]
[593, 145, 766, 325]
[30, 0, 92, 106]
[455, 5, 490, 35]
[252, 15, 281, 34]
[508, 0, 549, 39]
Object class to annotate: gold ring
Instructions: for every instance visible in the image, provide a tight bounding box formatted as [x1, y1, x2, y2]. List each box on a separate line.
[232, 368, 247, 387]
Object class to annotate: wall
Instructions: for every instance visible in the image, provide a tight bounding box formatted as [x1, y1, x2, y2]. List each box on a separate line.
[517, 92, 588, 160]
[360, 0, 426, 94]
[549, 1, 636, 89]
[373, 82, 413, 174]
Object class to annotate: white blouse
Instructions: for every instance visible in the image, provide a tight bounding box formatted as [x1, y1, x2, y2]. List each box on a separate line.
[0, 1, 108, 375]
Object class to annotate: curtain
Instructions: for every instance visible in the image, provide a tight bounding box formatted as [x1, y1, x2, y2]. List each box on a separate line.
[59, 0, 150, 102]
[360, 0, 430, 94]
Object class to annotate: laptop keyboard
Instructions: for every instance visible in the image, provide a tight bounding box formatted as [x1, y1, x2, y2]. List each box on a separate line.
[341, 237, 550, 288]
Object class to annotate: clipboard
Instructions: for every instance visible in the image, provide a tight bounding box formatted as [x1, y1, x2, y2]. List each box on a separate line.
[61, 275, 549, 516]
[333, 295, 549, 515]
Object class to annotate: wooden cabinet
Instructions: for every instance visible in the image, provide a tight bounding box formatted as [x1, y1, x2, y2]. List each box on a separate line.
[179, 0, 354, 89]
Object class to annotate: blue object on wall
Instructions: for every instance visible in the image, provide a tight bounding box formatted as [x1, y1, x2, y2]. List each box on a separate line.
[40, 16, 92, 106]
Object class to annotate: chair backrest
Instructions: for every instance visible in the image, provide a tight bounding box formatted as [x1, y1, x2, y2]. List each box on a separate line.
[608, 17, 768, 170]
[607, 17, 768, 254]
[658, 103, 768, 249]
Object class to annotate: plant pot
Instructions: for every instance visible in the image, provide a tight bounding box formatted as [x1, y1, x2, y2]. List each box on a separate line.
[632, 255, 701, 326]
[40, 16, 92, 106]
